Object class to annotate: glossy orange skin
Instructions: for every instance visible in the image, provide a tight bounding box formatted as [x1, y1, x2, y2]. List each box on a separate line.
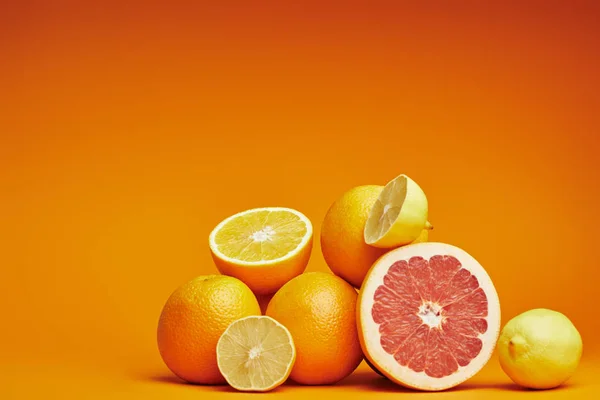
[321, 186, 387, 288]
[266, 272, 364, 385]
[157, 275, 261, 384]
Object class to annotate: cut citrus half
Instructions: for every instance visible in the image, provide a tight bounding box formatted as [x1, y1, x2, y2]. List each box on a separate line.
[358, 242, 501, 391]
[364, 174, 430, 248]
[217, 316, 296, 392]
[209, 207, 313, 295]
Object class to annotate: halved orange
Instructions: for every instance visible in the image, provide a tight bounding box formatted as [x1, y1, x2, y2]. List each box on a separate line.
[209, 207, 313, 295]
[217, 316, 296, 392]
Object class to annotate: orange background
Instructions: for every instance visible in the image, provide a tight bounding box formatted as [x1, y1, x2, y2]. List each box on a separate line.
[1, 1, 599, 398]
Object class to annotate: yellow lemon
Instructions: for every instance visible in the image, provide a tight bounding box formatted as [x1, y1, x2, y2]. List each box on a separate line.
[498, 308, 583, 389]
[364, 174, 430, 248]
[217, 316, 296, 392]
[411, 226, 430, 244]
[209, 207, 313, 295]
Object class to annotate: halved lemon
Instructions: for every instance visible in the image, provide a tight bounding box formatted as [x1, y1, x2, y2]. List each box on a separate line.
[217, 316, 296, 392]
[364, 174, 430, 248]
[209, 207, 313, 295]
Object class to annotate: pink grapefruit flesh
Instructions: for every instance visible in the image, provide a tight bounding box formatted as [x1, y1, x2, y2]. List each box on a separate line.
[358, 242, 500, 391]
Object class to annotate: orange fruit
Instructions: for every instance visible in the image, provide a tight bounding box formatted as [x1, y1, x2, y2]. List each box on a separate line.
[209, 207, 313, 295]
[217, 316, 296, 392]
[321, 185, 388, 288]
[157, 275, 261, 384]
[266, 272, 363, 385]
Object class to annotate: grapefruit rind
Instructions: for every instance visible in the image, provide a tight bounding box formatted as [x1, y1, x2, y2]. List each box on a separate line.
[358, 242, 501, 391]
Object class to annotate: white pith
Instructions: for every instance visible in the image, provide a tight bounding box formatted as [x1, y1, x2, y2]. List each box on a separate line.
[418, 302, 444, 328]
[208, 207, 313, 266]
[251, 226, 275, 242]
[248, 346, 262, 360]
[359, 242, 501, 391]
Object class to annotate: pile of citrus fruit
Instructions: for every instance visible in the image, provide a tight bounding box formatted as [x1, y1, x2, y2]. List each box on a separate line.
[157, 174, 583, 392]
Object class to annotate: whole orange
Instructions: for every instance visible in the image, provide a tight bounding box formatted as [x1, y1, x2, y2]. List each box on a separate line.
[266, 272, 363, 385]
[321, 185, 387, 288]
[157, 275, 261, 384]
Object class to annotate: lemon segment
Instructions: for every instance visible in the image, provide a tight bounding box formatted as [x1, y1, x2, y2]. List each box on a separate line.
[364, 174, 429, 248]
[217, 316, 296, 392]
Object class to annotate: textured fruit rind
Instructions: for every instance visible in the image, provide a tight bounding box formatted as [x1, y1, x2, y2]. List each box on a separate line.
[321, 185, 387, 288]
[212, 236, 312, 295]
[157, 275, 261, 384]
[266, 272, 364, 385]
[497, 308, 583, 389]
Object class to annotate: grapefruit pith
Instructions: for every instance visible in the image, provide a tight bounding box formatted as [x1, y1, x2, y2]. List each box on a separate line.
[358, 242, 500, 391]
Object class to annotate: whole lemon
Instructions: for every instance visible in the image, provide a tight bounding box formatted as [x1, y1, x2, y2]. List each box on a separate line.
[321, 185, 388, 288]
[498, 308, 582, 389]
[157, 275, 261, 384]
[266, 272, 363, 384]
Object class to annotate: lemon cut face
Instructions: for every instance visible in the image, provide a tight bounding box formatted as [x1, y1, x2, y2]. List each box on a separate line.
[210, 207, 312, 265]
[217, 316, 296, 392]
[364, 174, 429, 248]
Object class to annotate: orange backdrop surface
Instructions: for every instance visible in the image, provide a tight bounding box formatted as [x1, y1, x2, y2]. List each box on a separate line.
[1, 1, 600, 399]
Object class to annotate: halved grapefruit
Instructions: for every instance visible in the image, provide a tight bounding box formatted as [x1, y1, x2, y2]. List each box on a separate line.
[358, 242, 500, 391]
